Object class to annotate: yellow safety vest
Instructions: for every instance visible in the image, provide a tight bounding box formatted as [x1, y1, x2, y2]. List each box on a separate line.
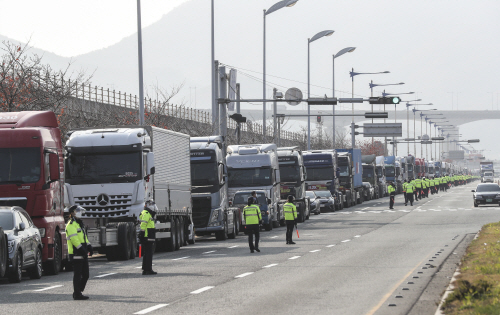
[406, 183, 414, 193]
[140, 209, 156, 237]
[243, 205, 262, 225]
[66, 219, 90, 258]
[388, 185, 396, 194]
[283, 202, 297, 221]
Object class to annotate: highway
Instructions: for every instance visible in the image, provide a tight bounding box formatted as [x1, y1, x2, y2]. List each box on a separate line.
[0, 182, 495, 315]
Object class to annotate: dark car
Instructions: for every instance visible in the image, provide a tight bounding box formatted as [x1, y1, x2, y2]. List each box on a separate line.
[0, 206, 43, 283]
[232, 191, 273, 231]
[306, 191, 321, 215]
[313, 190, 335, 213]
[471, 183, 500, 207]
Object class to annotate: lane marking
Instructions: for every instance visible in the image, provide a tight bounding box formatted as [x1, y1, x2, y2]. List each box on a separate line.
[203, 250, 216, 254]
[228, 245, 239, 248]
[34, 285, 63, 292]
[362, 207, 369, 210]
[172, 256, 189, 261]
[191, 286, 215, 294]
[263, 264, 278, 268]
[95, 273, 117, 278]
[326, 245, 335, 247]
[310, 249, 321, 253]
[289, 256, 301, 260]
[341, 240, 351, 243]
[269, 236, 278, 239]
[134, 304, 169, 314]
[354, 235, 361, 238]
[235, 272, 254, 278]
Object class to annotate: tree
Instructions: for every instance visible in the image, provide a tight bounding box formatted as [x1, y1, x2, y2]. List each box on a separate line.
[356, 139, 385, 155]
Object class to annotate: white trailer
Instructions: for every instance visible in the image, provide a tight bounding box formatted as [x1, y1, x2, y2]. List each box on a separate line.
[64, 126, 194, 261]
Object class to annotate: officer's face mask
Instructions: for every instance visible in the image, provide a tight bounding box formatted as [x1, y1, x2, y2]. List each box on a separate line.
[73, 207, 86, 219]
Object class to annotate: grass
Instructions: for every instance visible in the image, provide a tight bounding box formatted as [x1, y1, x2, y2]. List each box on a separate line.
[442, 222, 500, 314]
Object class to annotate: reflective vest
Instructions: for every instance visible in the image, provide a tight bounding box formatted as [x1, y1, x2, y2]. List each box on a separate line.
[283, 202, 297, 221]
[388, 185, 396, 195]
[406, 183, 414, 193]
[422, 179, 428, 188]
[140, 209, 156, 237]
[402, 182, 408, 192]
[414, 178, 422, 188]
[66, 218, 90, 259]
[243, 205, 262, 225]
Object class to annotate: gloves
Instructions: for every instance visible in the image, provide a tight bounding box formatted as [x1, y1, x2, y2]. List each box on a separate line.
[88, 244, 94, 257]
[77, 246, 88, 257]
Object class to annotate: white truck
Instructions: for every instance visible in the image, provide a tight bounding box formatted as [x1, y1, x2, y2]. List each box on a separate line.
[64, 126, 195, 261]
[375, 156, 387, 197]
[226, 144, 282, 227]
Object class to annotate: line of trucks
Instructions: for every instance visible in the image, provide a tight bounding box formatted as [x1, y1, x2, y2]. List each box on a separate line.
[0, 111, 474, 277]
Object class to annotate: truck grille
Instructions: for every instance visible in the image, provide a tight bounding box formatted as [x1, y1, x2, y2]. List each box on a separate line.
[192, 197, 211, 228]
[74, 195, 132, 218]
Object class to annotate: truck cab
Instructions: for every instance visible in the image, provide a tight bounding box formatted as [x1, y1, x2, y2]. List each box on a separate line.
[375, 156, 387, 197]
[362, 155, 379, 199]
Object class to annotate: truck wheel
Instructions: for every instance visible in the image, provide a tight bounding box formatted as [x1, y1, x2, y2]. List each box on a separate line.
[44, 232, 61, 275]
[117, 222, 130, 260]
[8, 250, 23, 283]
[234, 213, 240, 236]
[166, 220, 177, 252]
[179, 218, 187, 246]
[228, 216, 237, 239]
[216, 218, 228, 241]
[28, 247, 43, 279]
[0, 227, 7, 277]
[128, 222, 137, 259]
[187, 224, 196, 245]
[174, 218, 181, 250]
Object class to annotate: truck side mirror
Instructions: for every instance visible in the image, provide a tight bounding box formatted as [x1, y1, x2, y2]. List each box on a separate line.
[267, 198, 271, 205]
[147, 152, 155, 175]
[218, 164, 225, 185]
[49, 153, 60, 181]
[19, 222, 26, 231]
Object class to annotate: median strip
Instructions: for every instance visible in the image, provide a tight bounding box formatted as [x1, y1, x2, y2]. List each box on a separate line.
[134, 304, 169, 314]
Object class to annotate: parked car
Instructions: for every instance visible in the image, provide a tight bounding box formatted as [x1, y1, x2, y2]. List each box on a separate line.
[313, 190, 335, 213]
[232, 190, 273, 231]
[471, 183, 500, 207]
[306, 191, 321, 215]
[482, 172, 494, 183]
[0, 206, 43, 283]
[362, 182, 375, 201]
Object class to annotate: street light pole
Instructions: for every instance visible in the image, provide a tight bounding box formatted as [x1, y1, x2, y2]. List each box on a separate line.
[136, 0, 145, 125]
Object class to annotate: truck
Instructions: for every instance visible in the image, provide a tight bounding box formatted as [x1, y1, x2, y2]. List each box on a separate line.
[384, 156, 402, 194]
[302, 150, 343, 211]
[375, 156, 387, 197]
[434, 161, 442, 177]
[0, 111, 67, 274]
[336, 149, 364, 207]
[190, 136, 238, 240]
[406, 155, 416, 180]
[362, 155, 380, 199]
[226, 144, 282, 227]
[415, 158, 425, 178]
[480, 161, 494, 178]
[277, 147, 310, 222]
[64, 126, 195, 261]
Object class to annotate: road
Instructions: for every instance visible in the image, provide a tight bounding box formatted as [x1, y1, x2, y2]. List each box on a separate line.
[1, 182, 496, 315]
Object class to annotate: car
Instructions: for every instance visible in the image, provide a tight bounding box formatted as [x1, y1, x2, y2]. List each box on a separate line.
[362, 182, 375, 201]
[471, 183, 500, 207]
[306, 191, 321, 215]
[312, 190, 335, 213]
[482, 172, 494, 183]
[0, 206, 43, 283]
[232, 190, 273, 231]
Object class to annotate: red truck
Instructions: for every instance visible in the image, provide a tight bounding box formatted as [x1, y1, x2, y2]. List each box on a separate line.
[0, 111, 67, 274]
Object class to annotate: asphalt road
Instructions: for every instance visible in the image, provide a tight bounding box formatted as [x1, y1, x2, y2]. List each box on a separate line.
[1, 182, 497, 315]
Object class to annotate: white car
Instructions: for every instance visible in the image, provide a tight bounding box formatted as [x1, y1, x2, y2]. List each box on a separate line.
[482, 172, 494, 183]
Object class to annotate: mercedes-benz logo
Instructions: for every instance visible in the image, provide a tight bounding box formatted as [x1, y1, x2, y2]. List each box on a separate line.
[97, 194, 110, 206]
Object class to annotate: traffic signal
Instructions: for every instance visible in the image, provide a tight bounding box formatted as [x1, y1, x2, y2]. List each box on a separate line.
[229, 113, 247, 123]
[317, 116, 321, 123]
[369, 97, 401, 104]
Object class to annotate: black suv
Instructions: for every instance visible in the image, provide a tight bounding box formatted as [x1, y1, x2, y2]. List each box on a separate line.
[471, 183, 500, 207]
[0, 206, 43, 283]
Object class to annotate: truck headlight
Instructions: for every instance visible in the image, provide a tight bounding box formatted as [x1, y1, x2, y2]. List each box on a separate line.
[38, 228, 46, 238]
[208, 208, 222, 226]
[8, 240, 15, 254]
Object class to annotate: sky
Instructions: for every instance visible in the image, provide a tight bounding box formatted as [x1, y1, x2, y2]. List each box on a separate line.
[0, 0, 499, 160]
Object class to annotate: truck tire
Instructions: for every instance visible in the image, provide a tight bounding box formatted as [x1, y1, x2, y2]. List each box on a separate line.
[128, 222, 137, 259]
[215, 218, 228, 241]
[44, 232, 61, 275]
[228, 215, 237, 239]
[175, 218, 181, 250]
[28, 247, 43, 279]
[166, 219, 177, 252]
[0, 227, 7, 277]
[179, 218, 186, 247]
[117, 222, 130, 260]
[8, 250, 23, 283]
[234, 213, 240, 236]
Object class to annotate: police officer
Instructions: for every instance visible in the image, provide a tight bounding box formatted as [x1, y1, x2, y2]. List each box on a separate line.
[140, 201, 157, 275]
[405, 180, 415, 206]
[402, 180, 408, 205]
[388, 182, 396, 209]
[243, 197, 262, 253]
[283, 195, 298, 244]
[65, 205, 92, 300]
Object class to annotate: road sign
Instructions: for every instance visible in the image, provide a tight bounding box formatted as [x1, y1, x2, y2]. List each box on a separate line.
[285, 87, 303, 106]
[363, 123, 402, 137]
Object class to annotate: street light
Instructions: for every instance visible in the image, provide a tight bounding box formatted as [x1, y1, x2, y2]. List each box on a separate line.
[332, 47, 356, 149]
[428, 119, 447, 159]
[349, 69, 389, 148]
[414, 108, 437, 156]
[406, 102, 433, 155]
[137, 0, 145, 125]
[263, 0, 298, 138]
[307, 29, 334, 150]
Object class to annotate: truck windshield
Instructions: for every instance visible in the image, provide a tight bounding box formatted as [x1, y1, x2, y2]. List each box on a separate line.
[228, 168, 272, 187]
[0, 212, 14, 230]
[305, 167, 333, 181]
[65, 152, 141, 185]
[338, 166, 349, 177]
[376, 166, 383, 177]
[280, 165, 301, 182]
[385, 166, 395, 177]
[233, 193, 266, 205]
[191, 162, 218, 186]
[0, 148, 41, 184]
[362, 166, 374, 180]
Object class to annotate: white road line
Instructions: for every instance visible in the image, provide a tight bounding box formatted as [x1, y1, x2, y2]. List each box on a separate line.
[289, 256, 301, 260]
[172, 256, 189, 261]
[203, 251, 216, 254]
[263, 264, 278, 268]
[326, 245, 335, 247]
[341, 239, 351, 243]
[269, 236, 278, 239]
[362, 207, 369, 210]
[354, 235, 361, 238]
[134, 304, 169, 314]
[368, 211, 381, 213]
[34, 285, 63, 292]
[310, 249, 321, 253]
[235, 272, 254, 278]
[191, 286, 215, 294]
[228, 245, 239, 248]
[95, 273, 117, 278]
